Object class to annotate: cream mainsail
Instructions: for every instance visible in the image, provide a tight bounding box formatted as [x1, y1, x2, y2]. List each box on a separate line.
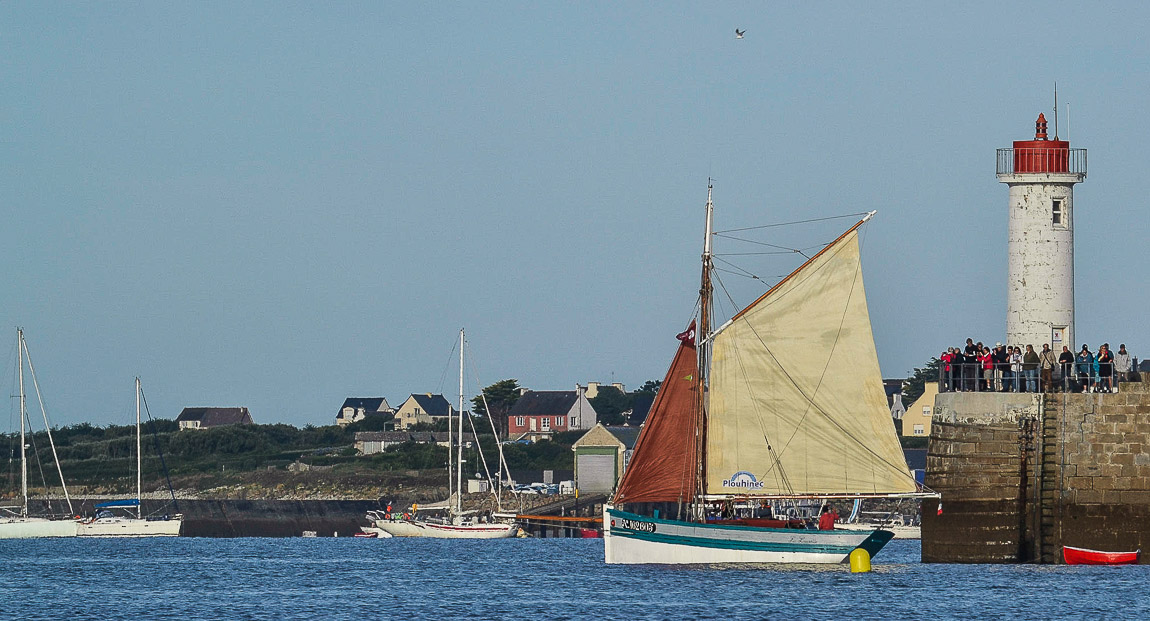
[704, 226, 916, 497]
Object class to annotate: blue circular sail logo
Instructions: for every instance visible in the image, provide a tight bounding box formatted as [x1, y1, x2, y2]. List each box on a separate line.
[722, 471, 764, 490]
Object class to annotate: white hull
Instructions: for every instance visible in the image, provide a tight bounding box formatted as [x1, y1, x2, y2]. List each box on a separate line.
[77, 516, 182, 537]
[604, 507, 892, 565]
[358, 526, 394, 538]
[0, 517, 79, 539]
[372, 519, 517, 539]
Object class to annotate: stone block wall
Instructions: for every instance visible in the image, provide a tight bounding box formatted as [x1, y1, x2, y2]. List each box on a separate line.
[922, 378, 1150, 563]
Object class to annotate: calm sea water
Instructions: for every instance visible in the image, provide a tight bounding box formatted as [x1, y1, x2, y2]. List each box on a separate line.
[2, 538, 1147, 619]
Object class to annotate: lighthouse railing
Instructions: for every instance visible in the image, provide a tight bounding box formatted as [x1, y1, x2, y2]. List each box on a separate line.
[996, 147, 1087, 176]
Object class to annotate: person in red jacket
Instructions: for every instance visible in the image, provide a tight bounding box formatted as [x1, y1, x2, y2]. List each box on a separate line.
[979, 347, 995, 391]
[941, 348, 955, 392]
[818, 506, 838, 530]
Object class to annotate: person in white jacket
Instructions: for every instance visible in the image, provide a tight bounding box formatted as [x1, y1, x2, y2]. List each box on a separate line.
[1115, 344, 1133, 383]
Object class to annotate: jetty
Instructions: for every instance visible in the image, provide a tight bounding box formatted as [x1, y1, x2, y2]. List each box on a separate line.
[923, 375, 1150, 563]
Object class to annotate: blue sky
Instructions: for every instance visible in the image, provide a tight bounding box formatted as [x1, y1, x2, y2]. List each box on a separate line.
[4, 3, 1148, 427]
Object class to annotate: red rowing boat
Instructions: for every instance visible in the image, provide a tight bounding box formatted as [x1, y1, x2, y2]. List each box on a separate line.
[1063, 546, 1140, 565]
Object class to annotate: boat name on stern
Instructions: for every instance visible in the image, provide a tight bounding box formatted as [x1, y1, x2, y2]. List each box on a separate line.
[616, 518, 656, 533]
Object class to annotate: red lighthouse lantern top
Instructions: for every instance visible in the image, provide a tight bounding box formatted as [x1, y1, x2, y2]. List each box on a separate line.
[1012, 113, 1070, 173]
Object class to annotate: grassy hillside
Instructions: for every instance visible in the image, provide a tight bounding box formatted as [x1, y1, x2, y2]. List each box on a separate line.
[2, 420, 578, 498]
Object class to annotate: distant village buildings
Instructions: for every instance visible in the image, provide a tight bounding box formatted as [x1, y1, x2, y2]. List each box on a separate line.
[354, 431, 452, 454]
[176, 407, 254, 430]
[335, 397, 393, 426]
[572, 424, 639, 494]
[394, 393, 454, 430]
[575, 381, 626, 399]
[902, 383, 938, 438]
[506, 387, 599, 442]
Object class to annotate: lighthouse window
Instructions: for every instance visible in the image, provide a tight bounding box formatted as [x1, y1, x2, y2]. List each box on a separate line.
[1052, 199, 1065, 227]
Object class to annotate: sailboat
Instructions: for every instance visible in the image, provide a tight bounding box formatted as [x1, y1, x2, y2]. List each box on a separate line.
[0, 329, 79, 539]
[369, 329, 518, 539]
[603, 184, 937, 564]
[77, 377, 182, 537]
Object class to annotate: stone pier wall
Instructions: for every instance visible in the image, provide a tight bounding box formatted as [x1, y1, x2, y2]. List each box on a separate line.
[27, 498, 382, 537]
[922, 377, 1150, 563]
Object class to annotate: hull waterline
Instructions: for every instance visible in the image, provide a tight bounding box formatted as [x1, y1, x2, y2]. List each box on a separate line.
[604, 507, 893, 564]
[0, 517, 79, 539]
[372, 519, 517, 539]
[1063, 546, 1140, 565]
[77, 516, 182, 537]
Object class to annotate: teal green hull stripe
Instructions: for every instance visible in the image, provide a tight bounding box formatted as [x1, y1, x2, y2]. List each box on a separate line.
[607, 509, 895, 557]
[612, 527, 857, 554]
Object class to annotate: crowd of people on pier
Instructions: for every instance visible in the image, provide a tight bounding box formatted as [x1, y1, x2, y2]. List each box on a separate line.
[940, 338, 1134, 394]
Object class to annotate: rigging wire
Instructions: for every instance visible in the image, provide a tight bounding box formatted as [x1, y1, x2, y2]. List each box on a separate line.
[461, 340, 513, 509]
[712, 257, 763, 282]
[22, 338, 73, 515]
[713, 233, 810, 256]
[436, 336, 459, 396]
[139, 385, 180, 513]
[714, 212, 871, 234]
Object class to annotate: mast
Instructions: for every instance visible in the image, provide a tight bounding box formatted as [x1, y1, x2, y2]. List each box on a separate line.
[457, 328, 465, 521]
[694, 182, 715, 516]
[136, 377, 143, 520]
[17, 329, 27, 517]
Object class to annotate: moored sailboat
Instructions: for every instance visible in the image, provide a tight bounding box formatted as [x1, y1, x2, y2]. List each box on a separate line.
[0, 329, 79, 539]
[370, 329, 518, 539]
[603, 184, 937, 564]
[76, 377, 182, 537]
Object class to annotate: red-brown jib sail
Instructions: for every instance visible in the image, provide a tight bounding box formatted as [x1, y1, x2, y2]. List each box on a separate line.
[612, 322, 699, 505]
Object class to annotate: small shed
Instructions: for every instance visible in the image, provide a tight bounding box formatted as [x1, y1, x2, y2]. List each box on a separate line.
[571, 424, 640, 495]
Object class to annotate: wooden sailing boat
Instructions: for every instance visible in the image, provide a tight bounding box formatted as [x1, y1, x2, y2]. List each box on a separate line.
[370, 328, 518, 539]
[603, 184, 936, 564]
[77, 377, 182, 537]
[0, 329, 79, 539]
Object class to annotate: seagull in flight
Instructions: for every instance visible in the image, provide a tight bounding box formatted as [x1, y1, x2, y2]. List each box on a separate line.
[735, 28, 745, 39]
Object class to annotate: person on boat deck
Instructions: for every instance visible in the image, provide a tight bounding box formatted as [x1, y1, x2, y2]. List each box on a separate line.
[818, 506, 838, 531]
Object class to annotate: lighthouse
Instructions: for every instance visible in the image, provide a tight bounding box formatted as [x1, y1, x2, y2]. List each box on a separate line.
[997, 113, 1087, 351]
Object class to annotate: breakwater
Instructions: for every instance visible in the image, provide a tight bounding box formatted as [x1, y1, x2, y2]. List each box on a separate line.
[922, 376, 1150, 563]
[27, 498, 382, 537]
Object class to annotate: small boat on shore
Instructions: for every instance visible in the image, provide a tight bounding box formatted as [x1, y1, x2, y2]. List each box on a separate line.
[1063, 546, 1140, 565]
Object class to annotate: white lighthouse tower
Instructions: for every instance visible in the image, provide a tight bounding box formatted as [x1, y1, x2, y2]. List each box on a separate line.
[997, 113, 1087, 351]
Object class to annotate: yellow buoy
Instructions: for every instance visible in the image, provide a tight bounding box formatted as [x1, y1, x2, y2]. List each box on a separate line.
[849, 548, 872, 573]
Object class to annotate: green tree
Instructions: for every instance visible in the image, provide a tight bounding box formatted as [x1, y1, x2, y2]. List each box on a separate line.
[903, 357, 942, 404]
[471, 379, 520, 439]
[589, 386, 631, 426]
[634, 380, 662, 396]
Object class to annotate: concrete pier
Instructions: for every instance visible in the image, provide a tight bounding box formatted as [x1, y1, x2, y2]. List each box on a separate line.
[922, 376, 1150, 563]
